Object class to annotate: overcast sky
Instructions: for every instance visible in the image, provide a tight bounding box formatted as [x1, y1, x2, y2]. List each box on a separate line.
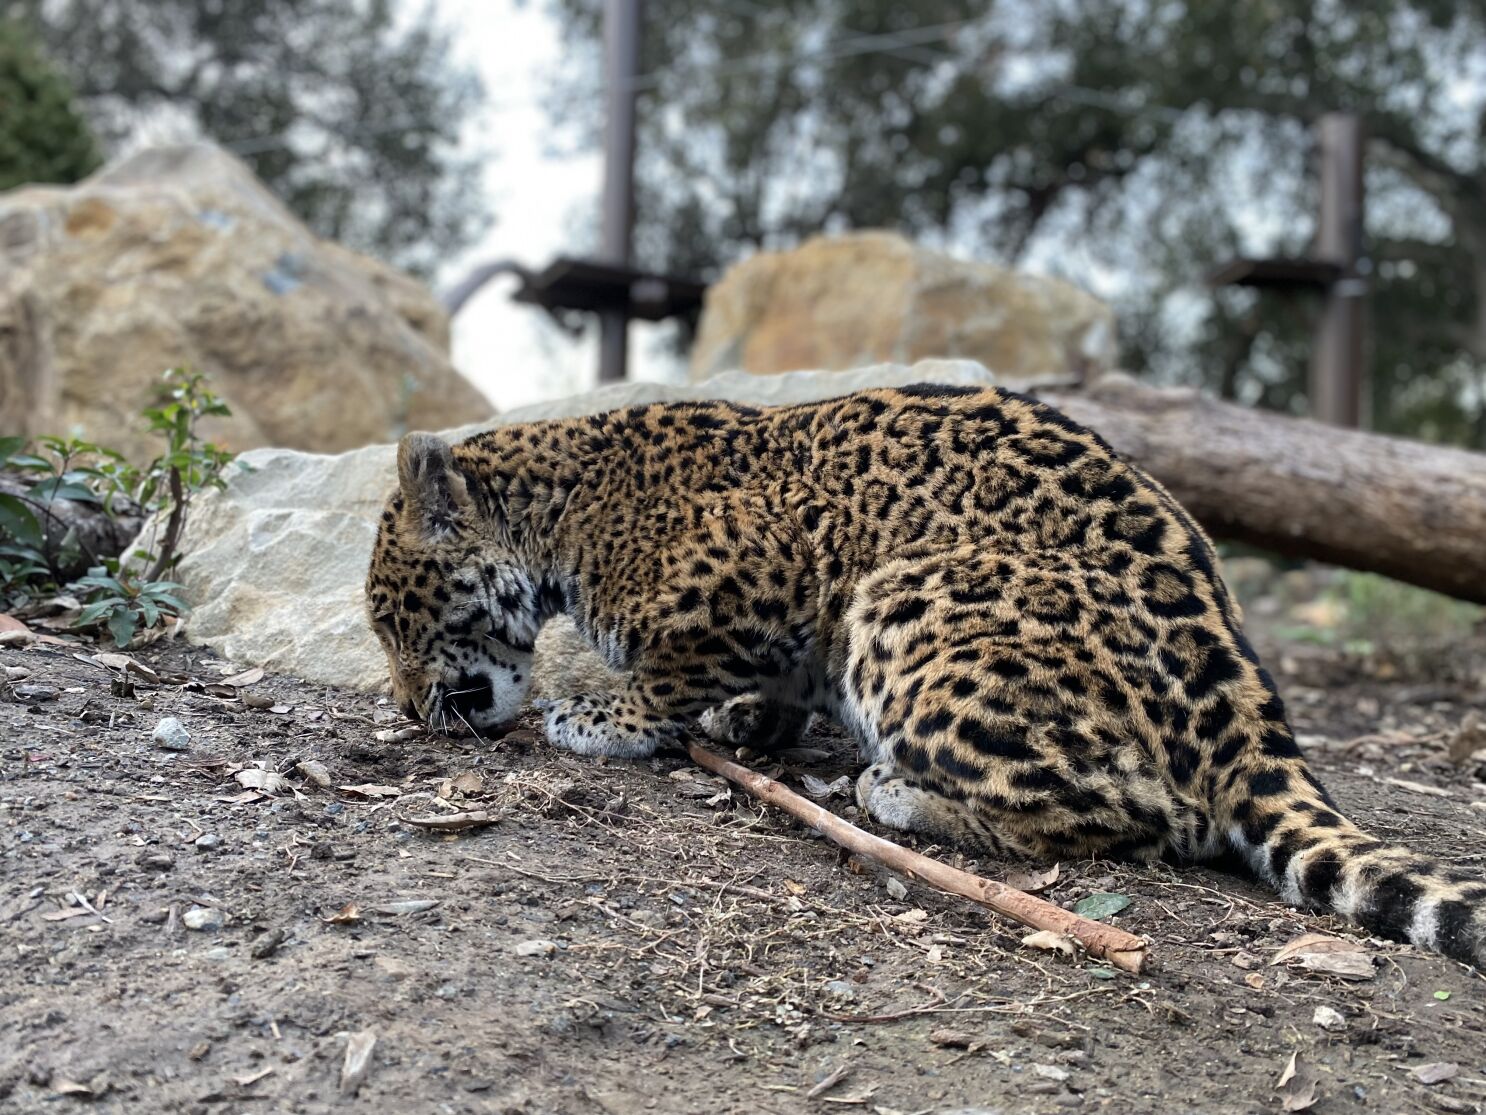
[432, 0, 683, 411]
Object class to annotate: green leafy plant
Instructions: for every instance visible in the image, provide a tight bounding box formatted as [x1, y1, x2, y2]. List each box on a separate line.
[0, 367, 237, 645]
[71, 570, 189, 649]
[0, 18, 100, 191]
[0, 433, 133, 602]
[130, 369, 235, 583]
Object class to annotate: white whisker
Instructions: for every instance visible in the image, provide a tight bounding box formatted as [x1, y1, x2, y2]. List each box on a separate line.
[449, 703, 488, 744]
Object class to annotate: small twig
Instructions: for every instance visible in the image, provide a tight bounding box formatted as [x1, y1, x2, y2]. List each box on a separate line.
[67, 890, 112, 925]
[820, 987, 952, 1024]
[687, 741, 1149, 973]
[806, 1063, 852, 1100]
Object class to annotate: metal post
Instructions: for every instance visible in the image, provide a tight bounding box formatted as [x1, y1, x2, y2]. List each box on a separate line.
[1311, 113, 1367, 427]
[598, 0, 640, 383]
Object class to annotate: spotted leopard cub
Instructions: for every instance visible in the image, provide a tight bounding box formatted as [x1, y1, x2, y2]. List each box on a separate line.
[366, 384, 1486, 970]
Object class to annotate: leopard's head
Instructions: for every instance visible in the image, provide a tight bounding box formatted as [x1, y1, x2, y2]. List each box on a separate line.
[365, 433, 540, 734]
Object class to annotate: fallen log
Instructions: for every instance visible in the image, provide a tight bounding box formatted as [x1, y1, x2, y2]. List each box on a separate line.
[687, 740, 1149, 973]
[1038, 374, 1486, 605]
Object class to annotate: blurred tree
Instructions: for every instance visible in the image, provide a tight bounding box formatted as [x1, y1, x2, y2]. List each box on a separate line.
[7, 0, 486, 276]
[548, 0, 1486, 445]
[0, 20, 99, 190]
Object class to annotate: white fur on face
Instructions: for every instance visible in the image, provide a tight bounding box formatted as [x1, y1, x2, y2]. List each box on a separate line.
[454, 650, 533, 732]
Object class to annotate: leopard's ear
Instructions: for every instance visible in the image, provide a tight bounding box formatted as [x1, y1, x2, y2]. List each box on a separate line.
[397, 433, 468, 538]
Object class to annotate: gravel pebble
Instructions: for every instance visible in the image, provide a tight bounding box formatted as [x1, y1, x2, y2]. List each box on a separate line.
[151, 717, 191, 752]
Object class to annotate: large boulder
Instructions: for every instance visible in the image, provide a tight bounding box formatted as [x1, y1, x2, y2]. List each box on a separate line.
[690, 230, 1116, 384]
[166, 360, 1001, 691]
[0, 143, 490, 462]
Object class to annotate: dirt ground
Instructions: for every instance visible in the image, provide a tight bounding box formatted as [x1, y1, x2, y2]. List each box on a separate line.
[2, 592, 1486, 1114]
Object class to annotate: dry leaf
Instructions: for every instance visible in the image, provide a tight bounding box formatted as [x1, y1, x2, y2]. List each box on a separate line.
[1383, 777, 1452, 798]
[296, 760, 332, 788]
[339, 783, 402, 798]
[1411, 1062, 1459, 1086]
[885, 876, 908, 900]
[370, 900, 439, 915]
[1300, 952, 1374, 979]
[1272, 933, 1375, 980]
[437, 771, 486, 799]
[893, 908, 929, 924]
[1447, 715, 1486, 765]
[340, 1030, 377, 1097]
[374, 726, 424, 742]
[514, 938, 557, 956]
[42, 906, 96, 922]
[323, 902, 362, 925]
[221, 667, 265, 687]
[1272, 933, 1359, 963]
[217, 790, 267, 805]
[1275, 1052, 1320, 1112]
[1073, 892, 1131, 920]
[1272, 933, 1367, 961]
[51, 1078, 93, 1097]
[234, 769, 286, 794]
[799, 773, 834, 799]
[783, 879, 807, 896]
[448, 770, 484, 795]
[1021, 929, 1077, 958]
[929, 1029, 983, 1051]
[401, 810, 498, 831]
[1005, 863, 1060, 893]
[1312, 1006, 1345, 1031]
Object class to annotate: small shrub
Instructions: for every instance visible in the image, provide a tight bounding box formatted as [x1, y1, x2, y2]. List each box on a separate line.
[0, 20, 100, 190]
[0, 368, 236, 645]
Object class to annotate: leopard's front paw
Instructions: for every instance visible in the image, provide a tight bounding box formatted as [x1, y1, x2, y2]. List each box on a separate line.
[533, 694, 673, 760]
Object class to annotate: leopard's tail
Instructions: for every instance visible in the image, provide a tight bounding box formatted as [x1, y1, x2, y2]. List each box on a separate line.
[1218, 741, 1486, 970]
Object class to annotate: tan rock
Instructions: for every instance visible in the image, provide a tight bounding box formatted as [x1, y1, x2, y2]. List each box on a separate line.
[0, 143, 490, 462]
[162, 360, 997, 690]
[690, 230, 1115, 384]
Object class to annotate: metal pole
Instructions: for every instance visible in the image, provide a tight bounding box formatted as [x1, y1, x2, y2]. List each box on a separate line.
[1311, 113, 1367, 428]
[598, 0, 640, 383]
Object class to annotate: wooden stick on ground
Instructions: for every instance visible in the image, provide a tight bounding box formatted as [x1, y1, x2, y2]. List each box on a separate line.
[687, 741, 1149, 974]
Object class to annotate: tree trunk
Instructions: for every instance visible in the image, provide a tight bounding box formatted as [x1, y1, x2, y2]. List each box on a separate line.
[1037, 374, 1486, 605]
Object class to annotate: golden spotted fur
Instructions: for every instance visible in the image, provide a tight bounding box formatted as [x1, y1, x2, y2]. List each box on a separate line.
[366, 384, 1486, 969]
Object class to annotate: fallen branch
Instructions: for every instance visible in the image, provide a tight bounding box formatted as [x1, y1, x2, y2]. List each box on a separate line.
[687, 741, 1149, 974]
